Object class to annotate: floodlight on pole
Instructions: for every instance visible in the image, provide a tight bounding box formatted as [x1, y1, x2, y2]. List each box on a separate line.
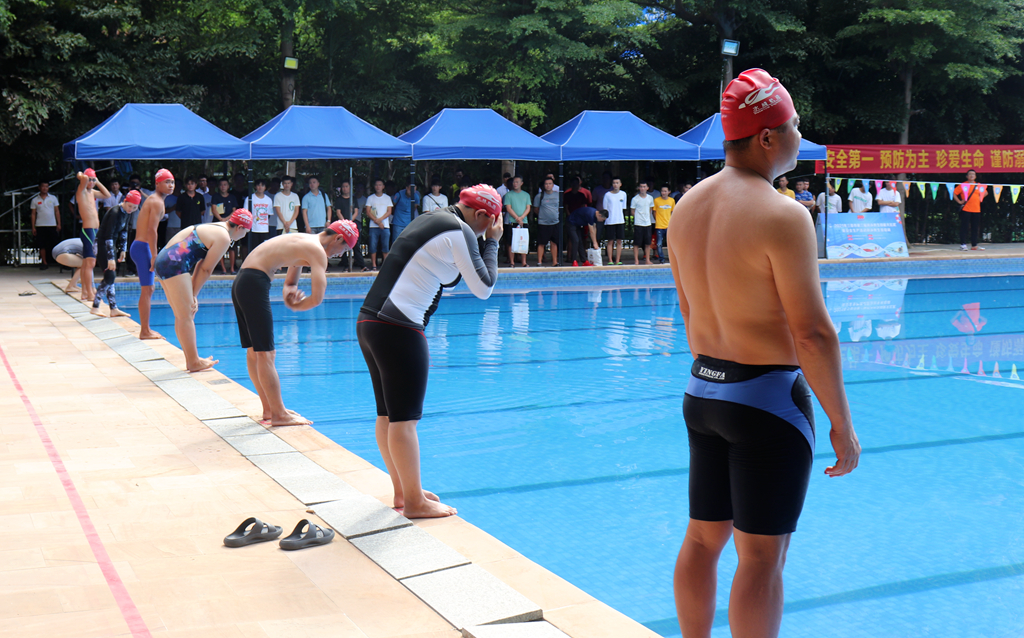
[719, 40, 740, 97]
[284, 57, 299, 70]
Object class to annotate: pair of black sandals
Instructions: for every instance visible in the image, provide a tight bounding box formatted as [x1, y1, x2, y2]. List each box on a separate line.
[224, 517, 335, 550]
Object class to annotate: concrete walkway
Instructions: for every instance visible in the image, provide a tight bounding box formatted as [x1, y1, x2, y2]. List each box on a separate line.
[0, 268, 656, 638]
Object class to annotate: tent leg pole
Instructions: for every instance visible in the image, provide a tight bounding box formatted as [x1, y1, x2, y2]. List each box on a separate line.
[822, 172, 828, 258]
[558, 161, 564, 267]
[349, 165, 354, 271]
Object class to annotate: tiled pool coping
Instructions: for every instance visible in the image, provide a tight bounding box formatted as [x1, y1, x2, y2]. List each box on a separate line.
[33, 278, 652, 638]
[106, 256, 1024, 305]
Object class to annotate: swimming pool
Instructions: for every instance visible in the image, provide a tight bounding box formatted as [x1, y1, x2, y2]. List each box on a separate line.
[137, 275, 1024, 637]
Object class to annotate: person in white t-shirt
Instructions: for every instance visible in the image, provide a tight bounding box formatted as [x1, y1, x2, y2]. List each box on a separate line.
[364, 178, 393, 270]
[245, 179, 275, 252]
[877, 181, 901, 213]
[848, 181, 873, 213]
[421, 178, 449, 213]
[273, 176, 301, 234]
[496, 172, 511, 198]
[602, 177, 628, 265]
[816, 182, 842, 215]
[31, 180, 61, 269]
[630, 182, 656, 265]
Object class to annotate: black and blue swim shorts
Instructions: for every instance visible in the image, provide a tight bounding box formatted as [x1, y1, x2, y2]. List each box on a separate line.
[683, 355, 816, 536]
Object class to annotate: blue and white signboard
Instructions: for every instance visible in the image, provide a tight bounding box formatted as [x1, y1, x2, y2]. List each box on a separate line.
[825, 212, 908, 259]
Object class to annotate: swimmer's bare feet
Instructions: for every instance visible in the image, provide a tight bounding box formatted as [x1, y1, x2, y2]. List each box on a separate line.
[139, 330, 163, 340]
[260, 409, 301, 426]
[402, 499, 457, 519]
[270, 412, 313, 427]
[109, 308, 130, 318]
[64, 286, 77, 294]
[187, 357, 218, 373]
[90, 307, 105, 316]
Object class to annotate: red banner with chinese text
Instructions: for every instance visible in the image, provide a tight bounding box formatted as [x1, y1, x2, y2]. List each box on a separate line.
[817, 145, 1024, 174]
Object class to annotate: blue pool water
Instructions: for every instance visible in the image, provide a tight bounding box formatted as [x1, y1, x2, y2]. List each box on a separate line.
[136, 275, 1024, 637]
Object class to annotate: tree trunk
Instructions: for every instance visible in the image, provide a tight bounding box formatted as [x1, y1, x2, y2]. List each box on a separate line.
[899, 64, 912, 146]
[281, 17, 296, 110]
[897, 64, 912, 227]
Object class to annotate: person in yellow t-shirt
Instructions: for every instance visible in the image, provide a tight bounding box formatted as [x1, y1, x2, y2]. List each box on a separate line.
[653, 185, 676, 264]
[776, 175, 795, 198]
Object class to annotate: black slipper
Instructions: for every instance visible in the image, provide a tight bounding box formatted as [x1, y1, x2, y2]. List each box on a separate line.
[279, 519, 335, 550]
[223, 517, 283, 547]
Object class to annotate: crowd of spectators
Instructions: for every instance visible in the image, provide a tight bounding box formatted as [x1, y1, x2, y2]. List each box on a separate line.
[31, 168, 704, 273]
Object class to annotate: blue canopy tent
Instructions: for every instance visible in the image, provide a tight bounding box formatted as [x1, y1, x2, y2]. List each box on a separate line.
[541, 111, 699, 161]
[244, 105, 411, 159]
[676, 113, 827, 160]
[63, 103, 250, 160]
[399, 109, 561, 161]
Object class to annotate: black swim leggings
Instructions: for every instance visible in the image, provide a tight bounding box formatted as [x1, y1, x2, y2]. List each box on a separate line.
[959, 210, 981, 247]
[92, 270, 117, 310]
[357, 312, 429, 422]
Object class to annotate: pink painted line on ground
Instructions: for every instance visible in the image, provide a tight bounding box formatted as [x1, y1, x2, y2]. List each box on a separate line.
[0, 344, 152, 637]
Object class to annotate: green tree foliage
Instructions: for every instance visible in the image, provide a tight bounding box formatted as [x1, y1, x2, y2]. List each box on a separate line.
[4, 0, 1024, 192]
[837, 0, 1024, 144]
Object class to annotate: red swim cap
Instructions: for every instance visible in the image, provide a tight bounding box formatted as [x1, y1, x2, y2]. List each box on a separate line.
[328, 219, 359, 248]
[721, 69, 796, 141]
[228, 208, 253, 230]
[124, 190, 142, 206]
[154, 168, 175, 184]
[84, 168, 96, 179]
[459, 184, 503, 218]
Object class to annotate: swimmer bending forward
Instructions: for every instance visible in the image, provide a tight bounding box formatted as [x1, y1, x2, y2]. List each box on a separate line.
[358, 185, 503, 518]
[233, 220, 359, 426]
[668, 69, 861, 638]
[157, 209, 252, 372]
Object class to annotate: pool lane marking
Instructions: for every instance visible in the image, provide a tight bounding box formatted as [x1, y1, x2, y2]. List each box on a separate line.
[0, 344, 153, 638]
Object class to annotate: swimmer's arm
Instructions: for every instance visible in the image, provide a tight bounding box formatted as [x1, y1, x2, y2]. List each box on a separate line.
[194, 235, 230, 297]
[589, 224, 598, 249]
[452, 225, 498, 299]
[301, 261, 327, 310]
[94, 181, 110, 199]
[767, 207, 859, 476]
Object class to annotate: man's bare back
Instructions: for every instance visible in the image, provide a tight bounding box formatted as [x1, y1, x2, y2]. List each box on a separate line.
[668, 167, 821, 366]
[136, 194, 163, 252]
[242, 232, 328, 277]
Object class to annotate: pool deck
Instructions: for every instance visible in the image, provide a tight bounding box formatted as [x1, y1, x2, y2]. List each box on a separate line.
[4, 246, 1023, 638]
[0, 268, 658, 638]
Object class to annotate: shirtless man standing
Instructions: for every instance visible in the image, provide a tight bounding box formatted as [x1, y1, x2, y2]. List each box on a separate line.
[129, 169, 174, 340]
[232, 219, 359, 426]
[157, 209, 252, 372]
[668, 69, 861, 638]
[75, 168, 110, 302]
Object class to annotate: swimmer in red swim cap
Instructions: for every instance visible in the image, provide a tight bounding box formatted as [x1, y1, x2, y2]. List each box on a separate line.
[667, 69, 860, 637]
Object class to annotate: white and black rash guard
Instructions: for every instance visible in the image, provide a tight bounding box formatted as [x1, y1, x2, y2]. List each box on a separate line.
[360, 206, 498, 329]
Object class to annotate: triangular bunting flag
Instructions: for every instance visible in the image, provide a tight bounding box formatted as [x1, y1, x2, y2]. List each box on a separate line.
[903, 181, 911, 195]
[1012, 185, 1021, 204]
[874, 180, 883, 193]
[994, 185, 1003, 203]
[835, 178, 843, 192]
[929, 183, 939, 198]
[944, 183, 955, 199]
[916, 182, 927, 197]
